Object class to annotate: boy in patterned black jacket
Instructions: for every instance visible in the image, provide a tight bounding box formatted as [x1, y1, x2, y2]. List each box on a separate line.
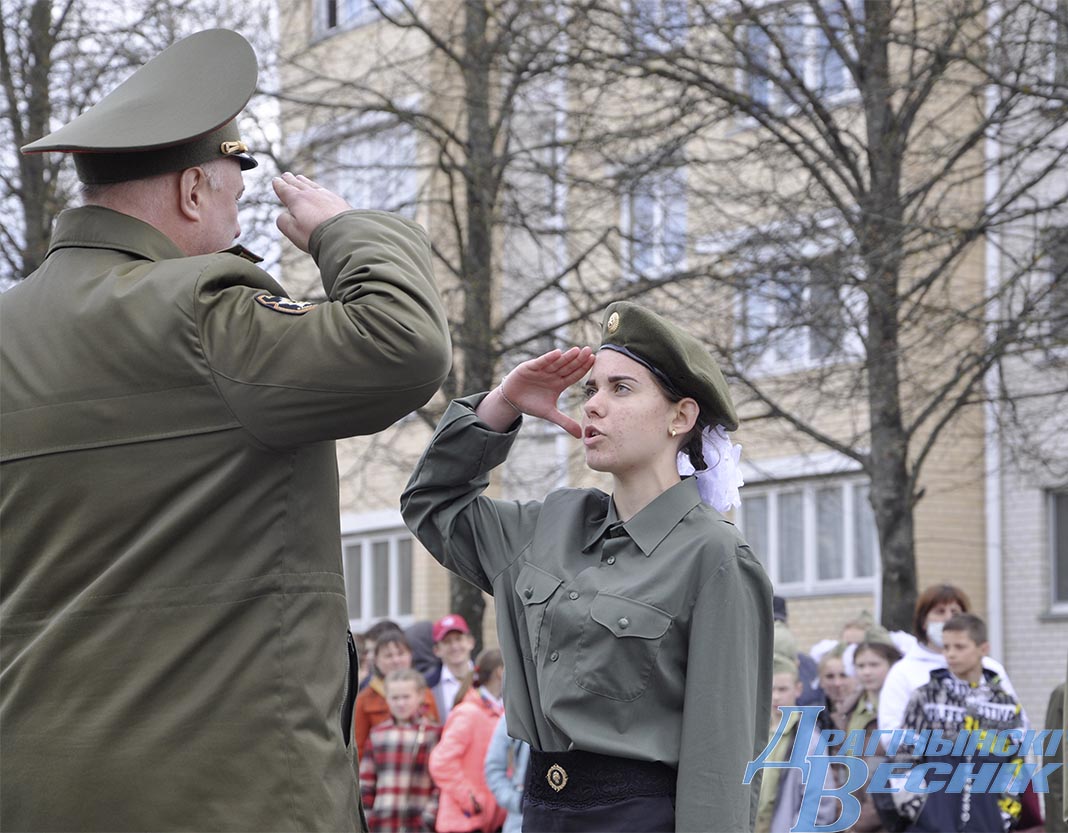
[887, 614, 1023, 833]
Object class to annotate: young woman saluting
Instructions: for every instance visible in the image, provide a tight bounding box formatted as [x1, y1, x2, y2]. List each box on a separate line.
[402, 302, 774, 833]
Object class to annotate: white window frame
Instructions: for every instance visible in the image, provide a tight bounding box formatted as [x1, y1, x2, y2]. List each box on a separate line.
[626, 0, 690, 51]
[1056, 0, 1068, 92]
[737, 474, 879, 595]
[340, 512, 415, 632]
[312, 112, 420, 219]
[318, 0, 403, 35]
[1051, 489, 1068, 611]
[726, 217, 865, 376]
[620, 163, 688, 281]
[733, 0, 862, 120]
[1041, 226, 1068, 344]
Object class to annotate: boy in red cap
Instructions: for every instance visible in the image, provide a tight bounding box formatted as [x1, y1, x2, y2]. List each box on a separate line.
[430, 614, 476, 720]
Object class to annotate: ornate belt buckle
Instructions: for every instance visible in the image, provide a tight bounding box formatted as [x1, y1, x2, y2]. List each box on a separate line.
[547, 763, 568, 792]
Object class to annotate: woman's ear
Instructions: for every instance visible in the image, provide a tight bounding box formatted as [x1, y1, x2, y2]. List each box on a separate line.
[671, 398, 700, 436]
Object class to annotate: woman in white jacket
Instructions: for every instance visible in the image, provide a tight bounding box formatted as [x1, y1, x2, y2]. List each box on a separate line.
[877, 583, 1020, 735]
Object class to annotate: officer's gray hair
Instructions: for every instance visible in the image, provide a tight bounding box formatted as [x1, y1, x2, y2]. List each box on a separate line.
[81, 160, 226, 203]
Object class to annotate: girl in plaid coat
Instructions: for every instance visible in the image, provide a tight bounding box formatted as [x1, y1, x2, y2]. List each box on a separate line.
[360, 669, 442, 832]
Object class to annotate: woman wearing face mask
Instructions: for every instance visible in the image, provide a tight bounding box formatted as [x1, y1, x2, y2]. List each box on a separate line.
[876, 584, 1020, 736]
[402, 302, 774, 833]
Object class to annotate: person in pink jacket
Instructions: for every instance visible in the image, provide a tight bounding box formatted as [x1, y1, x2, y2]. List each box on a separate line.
[429, 648, 507, 833]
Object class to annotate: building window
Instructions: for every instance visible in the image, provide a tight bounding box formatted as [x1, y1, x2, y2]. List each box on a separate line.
[737, 254, 849, 370]
[1042, 227, 1068, 343]
[629, 0, 689, 50]
[622, 164, 687, 279]
[1056, 0, 1068, 90]
[321, 0, 401, 32]
[315, 119, 418, 218]
[738, 478, 877, 592]
[736, 0, 861, 114]
[1053, 490, 1068, 606]
[342, 530, 413, 629]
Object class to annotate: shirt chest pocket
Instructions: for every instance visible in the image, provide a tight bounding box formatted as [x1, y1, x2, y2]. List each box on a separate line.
[575, 592, 673, 701]
[514, 562, 563, 662]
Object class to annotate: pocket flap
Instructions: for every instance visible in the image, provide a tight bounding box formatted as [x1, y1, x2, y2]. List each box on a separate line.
[589, 593, 672, 639]
[515, 562, 563, 606]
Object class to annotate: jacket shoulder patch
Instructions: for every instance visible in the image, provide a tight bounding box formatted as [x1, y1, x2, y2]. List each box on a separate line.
[254, 293, 317, 315]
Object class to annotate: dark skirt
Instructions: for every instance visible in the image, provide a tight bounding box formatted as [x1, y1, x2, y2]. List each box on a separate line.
[521, 749, 676, 833]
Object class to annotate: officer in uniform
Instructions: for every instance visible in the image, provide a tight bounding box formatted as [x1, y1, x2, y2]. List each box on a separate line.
[402, 302, 773, 832]
[0, 29, 451, 832]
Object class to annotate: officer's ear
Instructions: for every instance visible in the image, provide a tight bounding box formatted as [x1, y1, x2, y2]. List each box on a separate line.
[177, 166, 211, 221]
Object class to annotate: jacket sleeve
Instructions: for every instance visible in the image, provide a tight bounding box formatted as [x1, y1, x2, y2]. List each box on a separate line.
[484, 716, 522, 815]
[877, 662, 911, 735]
[353, 690, 373, 760]
[675, 544, 773, 833]
[429, 707, 479, 815]
[401, 395, 543, 592]
[194, 210, 451, 448]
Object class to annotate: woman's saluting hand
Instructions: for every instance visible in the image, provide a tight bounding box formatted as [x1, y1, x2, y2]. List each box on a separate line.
[476, 347, 595, 438]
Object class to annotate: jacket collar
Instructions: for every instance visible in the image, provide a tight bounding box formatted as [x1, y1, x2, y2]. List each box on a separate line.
[47, 206, 186, 262]
[582, 477, 702, 557]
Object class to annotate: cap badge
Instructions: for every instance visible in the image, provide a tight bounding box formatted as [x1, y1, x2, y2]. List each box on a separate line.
[254, 293, 317, 315]
[607, 311, 620, 334]
[221, 140, 249, 156]
[547, 763, 568, 792]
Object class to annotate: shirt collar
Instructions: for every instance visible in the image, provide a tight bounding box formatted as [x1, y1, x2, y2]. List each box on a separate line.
[583, 477, 702, 557]
[47, 205, 186, 263]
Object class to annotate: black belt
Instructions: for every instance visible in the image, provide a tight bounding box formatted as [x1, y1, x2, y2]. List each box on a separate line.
[525, 749, 677, 809]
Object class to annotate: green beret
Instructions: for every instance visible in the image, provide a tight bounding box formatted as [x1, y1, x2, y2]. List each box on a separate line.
[598, 301, 739, 431]
[21, 29, 257, 184]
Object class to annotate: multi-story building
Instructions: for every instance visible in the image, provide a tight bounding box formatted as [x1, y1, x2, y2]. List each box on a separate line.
[273, 0, 1067, 724]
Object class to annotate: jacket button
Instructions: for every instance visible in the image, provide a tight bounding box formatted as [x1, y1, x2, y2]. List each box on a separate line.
[606, 556, 616, 565]
[524, 587, 533, 599]
[550, 651, 559, 662]
[618, 617, 629, 629]
[568, 591, 579, 600]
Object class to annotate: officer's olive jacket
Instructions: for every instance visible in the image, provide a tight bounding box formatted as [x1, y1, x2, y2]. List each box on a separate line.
[0, 206, 451, 832]
[401, 397, 774, 833]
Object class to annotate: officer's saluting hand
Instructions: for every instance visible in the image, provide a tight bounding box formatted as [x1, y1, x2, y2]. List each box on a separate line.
[273, 171, 354, 253]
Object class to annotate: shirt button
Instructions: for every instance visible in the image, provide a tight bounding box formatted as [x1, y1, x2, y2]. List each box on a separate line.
[618, 617, 630, 629]
[524, 587, 533, 599]
[568, 591, 579, 600]
[550, 651, 559, 662]
[606, 556, 616, 565]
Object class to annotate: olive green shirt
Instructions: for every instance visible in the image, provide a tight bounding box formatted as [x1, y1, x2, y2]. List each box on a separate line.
[401, 396, 774, 833]
[1, 206, 450, 832]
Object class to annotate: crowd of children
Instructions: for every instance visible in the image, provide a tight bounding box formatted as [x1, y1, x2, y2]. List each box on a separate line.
[765, 584, 1065, 833]
[355, 584, 1063, 833]
[354, 614, 530, 833]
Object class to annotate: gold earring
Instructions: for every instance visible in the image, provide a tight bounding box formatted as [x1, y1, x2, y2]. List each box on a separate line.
[670, 428, 677, 437]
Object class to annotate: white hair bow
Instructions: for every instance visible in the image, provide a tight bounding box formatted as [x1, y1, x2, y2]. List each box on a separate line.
[677, 425, 744, 513]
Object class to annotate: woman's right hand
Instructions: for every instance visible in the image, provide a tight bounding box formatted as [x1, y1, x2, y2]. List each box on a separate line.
[495, 347, 594, 438]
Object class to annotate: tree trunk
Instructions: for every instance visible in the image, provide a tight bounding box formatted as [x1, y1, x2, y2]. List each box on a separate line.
[10, 0, 56, 276]
[450, 0, 497, 652]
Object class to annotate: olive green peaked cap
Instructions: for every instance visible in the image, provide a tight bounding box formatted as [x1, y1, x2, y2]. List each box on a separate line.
[21, 29, 258, 184]
[598, 301, 739, 431]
